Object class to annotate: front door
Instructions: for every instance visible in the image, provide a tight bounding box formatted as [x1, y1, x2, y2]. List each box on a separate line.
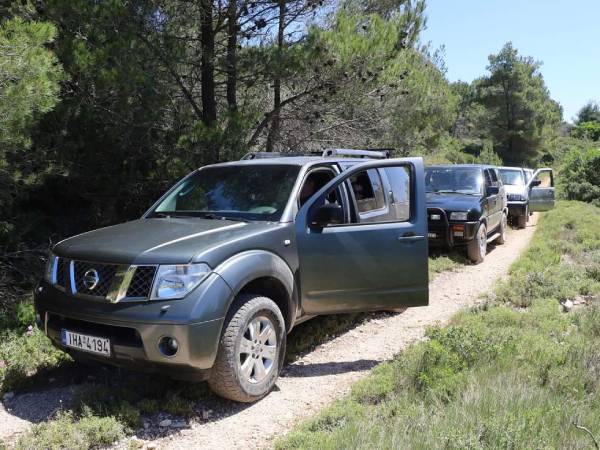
[295, 158, 429, 315]
[529, 168, 555, 212]
[483, 168, 501, 230]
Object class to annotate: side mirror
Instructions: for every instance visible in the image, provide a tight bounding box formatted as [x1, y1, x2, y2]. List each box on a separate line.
[486, 185, 499, 195]
[309, 203, 343, 229]
[530, 179, 542, 187]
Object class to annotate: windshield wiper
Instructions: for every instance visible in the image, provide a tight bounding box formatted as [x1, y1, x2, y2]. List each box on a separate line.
[194, 212, 251, 223]
[150, 212, 190, 219]
[429, 190, 457, 194]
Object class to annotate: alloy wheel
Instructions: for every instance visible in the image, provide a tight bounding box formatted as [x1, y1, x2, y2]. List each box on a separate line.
[238, 316, 277, 384]
[479, 226, 487, 259]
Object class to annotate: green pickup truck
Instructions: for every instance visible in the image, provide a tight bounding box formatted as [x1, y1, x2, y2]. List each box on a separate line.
[35, 150, 429, 402]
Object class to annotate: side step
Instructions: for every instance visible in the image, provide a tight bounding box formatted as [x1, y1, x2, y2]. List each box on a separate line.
[487, 232, 500, 243]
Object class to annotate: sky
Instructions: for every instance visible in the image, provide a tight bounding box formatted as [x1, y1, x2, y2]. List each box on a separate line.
[421, 0, 600, 123]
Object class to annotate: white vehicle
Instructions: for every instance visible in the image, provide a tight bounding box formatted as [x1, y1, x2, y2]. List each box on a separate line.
[498, 167, 555, 228]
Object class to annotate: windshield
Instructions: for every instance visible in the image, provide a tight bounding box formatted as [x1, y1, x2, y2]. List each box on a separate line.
[499, 169, 525, 186]
[425, 167, 483, 195]
[151, 165, 300, 221]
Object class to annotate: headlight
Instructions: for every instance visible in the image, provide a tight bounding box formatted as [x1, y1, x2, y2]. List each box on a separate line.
[44, 252, 58, 283]
[151, 263, 211, 300]
[450, 211, 468, 221]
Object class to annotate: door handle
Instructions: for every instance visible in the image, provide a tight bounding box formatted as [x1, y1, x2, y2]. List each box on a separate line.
[397, 234, 425, 242]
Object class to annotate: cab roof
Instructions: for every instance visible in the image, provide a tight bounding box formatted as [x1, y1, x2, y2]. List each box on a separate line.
[426, 164, 498, 170]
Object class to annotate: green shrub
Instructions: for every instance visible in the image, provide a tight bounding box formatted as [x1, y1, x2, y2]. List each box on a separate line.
[0, 328, 69, 392]
[571, 121, 600, 141]
[15, 409, 125, 450]
[558, 147, 600, 206]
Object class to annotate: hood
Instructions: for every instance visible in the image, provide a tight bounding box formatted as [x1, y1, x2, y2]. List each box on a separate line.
[426, 192, 481, 212]
[503, 184, 527, 195]
[53, 218, 277, 265]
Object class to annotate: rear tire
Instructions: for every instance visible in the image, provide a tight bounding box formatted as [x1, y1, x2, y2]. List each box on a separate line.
[208, 294, 286, 403]
[517, 214, 527, 229]
[496, 212, 507, 245]
[467, 223, 487, 264]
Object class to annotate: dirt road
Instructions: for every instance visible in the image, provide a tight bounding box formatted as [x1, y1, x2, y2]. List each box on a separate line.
[0, 216, 538, 448]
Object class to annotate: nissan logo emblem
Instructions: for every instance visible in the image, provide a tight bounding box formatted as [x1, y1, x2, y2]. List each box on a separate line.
[83, 269, 100, 290]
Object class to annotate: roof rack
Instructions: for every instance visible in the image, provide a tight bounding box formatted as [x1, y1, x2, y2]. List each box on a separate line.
[241, 148, 392, 160]
[322, 148, 391, 159]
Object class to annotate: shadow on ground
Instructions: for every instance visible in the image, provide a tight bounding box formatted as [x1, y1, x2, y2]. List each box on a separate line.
[3, 311, 399, 440]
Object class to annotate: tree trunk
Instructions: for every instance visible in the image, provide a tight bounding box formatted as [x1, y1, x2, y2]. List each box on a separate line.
[265, 0, 285, 152]
[226, 0, 238, 113]
[200, 0, 219, 160]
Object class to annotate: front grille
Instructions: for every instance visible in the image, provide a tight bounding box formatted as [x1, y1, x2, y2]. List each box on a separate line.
[427, 207, 452, 245]
[56, 257, 68, 289]
[507, 193, 524, 202]
[126, 266, 156, 298]
[73, 261, 117, 297]
[50, 258, 157, 302]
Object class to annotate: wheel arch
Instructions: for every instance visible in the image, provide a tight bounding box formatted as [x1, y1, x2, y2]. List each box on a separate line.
[214, 250, 296, 331]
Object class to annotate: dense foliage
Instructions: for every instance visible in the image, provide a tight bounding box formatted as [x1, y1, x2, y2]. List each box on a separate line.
[559, 147, 600, 207]
[0, 0, 595, 311]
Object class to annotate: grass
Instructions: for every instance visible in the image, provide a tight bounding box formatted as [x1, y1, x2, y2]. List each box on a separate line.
[276, 201, 600, 449]
[429, 249, 469, 276]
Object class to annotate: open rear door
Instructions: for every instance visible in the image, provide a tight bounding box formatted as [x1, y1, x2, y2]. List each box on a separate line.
[528, 168, 555, 212]
[295, 157, 428, 315]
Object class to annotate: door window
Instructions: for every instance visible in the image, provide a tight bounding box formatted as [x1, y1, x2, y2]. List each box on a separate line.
[349, 169, 385, 214]
[298, 169, 337, 207]
[484, 169, 493, 187]
[533, 170, 554, 187]
[383, 166, 411, 222]
[489, 169, 500, 184]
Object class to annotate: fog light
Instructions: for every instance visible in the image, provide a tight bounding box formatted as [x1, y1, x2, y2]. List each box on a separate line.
[430, 214, 441, 221]
[158, 336, 179, 357]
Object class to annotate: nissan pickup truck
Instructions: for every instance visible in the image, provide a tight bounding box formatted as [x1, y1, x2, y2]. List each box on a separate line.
[425, 164, 508, 263]
[35, 150, 429, 402]
[498, 166, 555, 228]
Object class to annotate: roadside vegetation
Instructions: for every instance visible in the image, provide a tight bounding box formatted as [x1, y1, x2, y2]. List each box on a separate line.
[276, 201, 600, 449]
[428, 250, 469, 275]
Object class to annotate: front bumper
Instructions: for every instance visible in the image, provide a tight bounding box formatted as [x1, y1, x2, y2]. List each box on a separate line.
[34, 273, 232, 378]
[507, 201, 527, 218]
[427, 208, 478, 248]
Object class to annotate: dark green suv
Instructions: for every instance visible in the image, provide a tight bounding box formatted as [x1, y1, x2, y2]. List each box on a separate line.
[35, 150, 429, 402]
[425, 164, 508, 263]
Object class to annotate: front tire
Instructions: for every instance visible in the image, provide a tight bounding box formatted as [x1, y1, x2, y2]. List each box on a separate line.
[467, 223, 487, 264]
[496, 212, 507, 245]
[208, 294, 286, 403]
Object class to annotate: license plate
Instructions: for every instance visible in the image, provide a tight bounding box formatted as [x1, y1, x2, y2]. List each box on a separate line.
[61, 329, 111, 357]
[428, 232, 437, 238]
